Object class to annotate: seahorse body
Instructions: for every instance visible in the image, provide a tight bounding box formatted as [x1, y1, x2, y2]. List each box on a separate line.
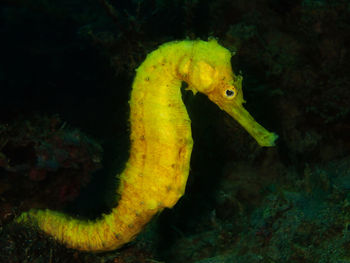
[16, 39, 278, 251]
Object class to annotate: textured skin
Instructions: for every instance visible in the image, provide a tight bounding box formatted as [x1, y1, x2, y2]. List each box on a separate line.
[16, 39, 278, 252]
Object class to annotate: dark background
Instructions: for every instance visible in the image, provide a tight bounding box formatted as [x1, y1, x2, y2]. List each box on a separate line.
[1, 0, 350, 262]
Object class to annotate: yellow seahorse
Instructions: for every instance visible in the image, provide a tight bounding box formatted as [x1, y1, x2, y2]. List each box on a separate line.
[16, 39, 278, 252]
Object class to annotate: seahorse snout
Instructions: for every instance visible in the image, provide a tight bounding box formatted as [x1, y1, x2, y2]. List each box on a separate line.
[221, 102, 278, 147]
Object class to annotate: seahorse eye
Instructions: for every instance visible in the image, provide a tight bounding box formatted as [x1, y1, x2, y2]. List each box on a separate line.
[224, 89, 235, 99]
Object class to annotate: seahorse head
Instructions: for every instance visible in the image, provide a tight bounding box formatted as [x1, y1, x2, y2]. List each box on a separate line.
[180, 39, 278, 147]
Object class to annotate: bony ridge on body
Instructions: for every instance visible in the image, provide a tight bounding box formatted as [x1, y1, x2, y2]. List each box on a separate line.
[15, 39, 278, 252]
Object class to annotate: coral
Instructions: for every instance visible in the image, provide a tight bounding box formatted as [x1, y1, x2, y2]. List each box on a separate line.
[0, 114, 102, 225]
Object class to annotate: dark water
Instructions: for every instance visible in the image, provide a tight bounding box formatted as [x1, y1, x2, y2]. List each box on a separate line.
[1, 1, 350, 262]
